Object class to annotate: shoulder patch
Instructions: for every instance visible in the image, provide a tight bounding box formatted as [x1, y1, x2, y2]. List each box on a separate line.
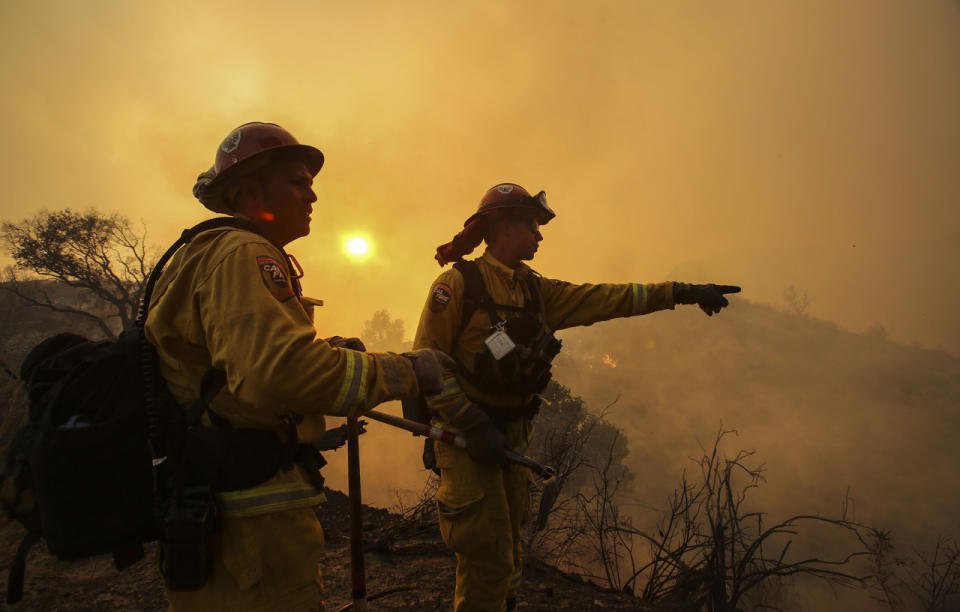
[429, 282, 453, 313]
[546, 278, 569, 288]
[257, 255, 295, 302]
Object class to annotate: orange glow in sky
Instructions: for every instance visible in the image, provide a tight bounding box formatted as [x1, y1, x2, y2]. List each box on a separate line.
[0, 0, 958, 351]
[344, 235, 372, 261]
[3, 4, 960, 576]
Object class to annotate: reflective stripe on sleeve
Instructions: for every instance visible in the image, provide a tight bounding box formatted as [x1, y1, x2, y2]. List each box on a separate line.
[444, 397, 474, 423]
[437, 375, 461, 399]
[216, 482, 327, 519]
[332, 350, 370, 417]
[631, 283, 647, 315]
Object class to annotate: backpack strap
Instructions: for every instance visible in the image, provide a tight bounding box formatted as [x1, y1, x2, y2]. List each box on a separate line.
[185, 368, 229, 428]
[138, 218, 242, 325]
[136, 217, 299, 326]
[451, 259, 538, 342]
[137, 219, 261, 520]
[452, 259, 486, 345]
[524, 270, 551, 335]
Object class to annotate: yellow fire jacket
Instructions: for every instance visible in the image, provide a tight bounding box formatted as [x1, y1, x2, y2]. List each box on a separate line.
[146, 227, 422, 431]
[144, 225, 422, 607]
[413, 250, 675, 442]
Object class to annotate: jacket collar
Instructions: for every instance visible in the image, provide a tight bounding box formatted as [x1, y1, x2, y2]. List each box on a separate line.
[480, 249, 531, 282]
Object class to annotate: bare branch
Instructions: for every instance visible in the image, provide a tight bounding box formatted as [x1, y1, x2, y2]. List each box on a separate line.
[0, 282, 116, 339]
[0, 209, 153, 335]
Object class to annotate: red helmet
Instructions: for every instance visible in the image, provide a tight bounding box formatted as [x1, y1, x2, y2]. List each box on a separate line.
[465, 183, 555, 226]
[434, 183, 555, 265]
[193, 122, 325, 213]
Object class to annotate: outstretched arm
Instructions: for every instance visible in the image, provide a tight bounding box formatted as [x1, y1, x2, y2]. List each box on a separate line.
[540, 277, 741, 328]
[540, 279, 676, 330]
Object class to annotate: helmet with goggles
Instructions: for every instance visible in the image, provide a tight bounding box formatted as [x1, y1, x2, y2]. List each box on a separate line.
[434, 182, 555, 266]
[466, 183, 555, 226]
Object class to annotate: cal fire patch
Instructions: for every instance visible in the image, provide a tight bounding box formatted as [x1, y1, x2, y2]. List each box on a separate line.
[257, 256, 295, 302]
[429, 283, 453, 313]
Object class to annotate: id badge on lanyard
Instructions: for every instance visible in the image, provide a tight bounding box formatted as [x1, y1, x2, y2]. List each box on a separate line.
[484, 327, 516, 360]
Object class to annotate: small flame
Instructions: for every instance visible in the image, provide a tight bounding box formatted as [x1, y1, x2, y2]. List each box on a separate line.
[602, 354, 617, 368]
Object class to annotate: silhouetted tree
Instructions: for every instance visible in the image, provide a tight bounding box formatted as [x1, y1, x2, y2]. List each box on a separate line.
[524, 381, 636, 575]
[1, 209, 153, 338]
[867, 322, 890, 341]
[361, 309, 405, 351]
[537, 425, 873, 610]
[782, 285, 811, 316]
[868, 529, 960, 612]
[525, 382, 631, 544]
[625, 428, 871, 610]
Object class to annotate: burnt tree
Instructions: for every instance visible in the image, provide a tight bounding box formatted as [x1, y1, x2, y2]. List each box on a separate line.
[1, 209, 153, 339]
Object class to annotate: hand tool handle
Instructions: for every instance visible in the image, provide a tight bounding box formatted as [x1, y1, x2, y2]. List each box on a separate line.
[365, 410, 554, 479]
[347, 416, 366, 610]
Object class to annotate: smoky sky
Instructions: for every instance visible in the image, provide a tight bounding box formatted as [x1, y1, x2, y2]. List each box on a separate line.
[1, 0, 958, 350]
[3, 6, 958, 607]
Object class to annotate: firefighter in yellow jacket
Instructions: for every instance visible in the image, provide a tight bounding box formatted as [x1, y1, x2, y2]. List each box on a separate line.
[413, 183, 740, 612]
[145, 122, 452, 611]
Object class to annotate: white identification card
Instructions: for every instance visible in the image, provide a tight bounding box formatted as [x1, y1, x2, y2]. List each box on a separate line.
[484, 330, 517, 360]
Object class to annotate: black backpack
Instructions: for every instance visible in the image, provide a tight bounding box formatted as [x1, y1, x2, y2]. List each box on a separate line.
[0, 217, 285, 603]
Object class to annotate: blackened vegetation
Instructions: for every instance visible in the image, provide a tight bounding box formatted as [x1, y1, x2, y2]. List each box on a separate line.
[517, 381, 960, 611]
[867, 529, 960, 612]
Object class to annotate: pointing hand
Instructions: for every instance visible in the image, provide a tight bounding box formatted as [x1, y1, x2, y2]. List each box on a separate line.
[674, 283, 741, 316]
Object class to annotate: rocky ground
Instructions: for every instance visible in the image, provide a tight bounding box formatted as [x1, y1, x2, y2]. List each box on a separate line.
[0, 488, 645, 611]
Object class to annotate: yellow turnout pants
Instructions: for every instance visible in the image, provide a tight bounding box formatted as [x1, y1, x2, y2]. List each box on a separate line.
[435, 438, 531, 612]
[166, 506, 325, 612]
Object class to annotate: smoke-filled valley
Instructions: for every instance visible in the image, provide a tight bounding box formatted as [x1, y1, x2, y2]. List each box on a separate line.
[322, 297, 960, 609]
[554, 299, 960, 538]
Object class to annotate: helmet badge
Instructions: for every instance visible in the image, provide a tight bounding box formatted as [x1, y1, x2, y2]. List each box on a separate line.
[496, 184, 514, 194]
[220, 128, 243, 154]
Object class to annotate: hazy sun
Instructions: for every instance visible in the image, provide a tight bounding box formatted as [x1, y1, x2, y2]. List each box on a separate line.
[344, 235, 372, 260]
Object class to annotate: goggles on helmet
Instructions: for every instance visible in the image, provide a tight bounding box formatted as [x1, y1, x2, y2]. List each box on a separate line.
[528, 190, 554, 223]
[466, 187, 555, 227]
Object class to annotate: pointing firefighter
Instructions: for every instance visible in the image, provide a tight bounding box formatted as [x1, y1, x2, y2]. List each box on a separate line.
[412, 183, 740, 612]
[145, 122, 451, 611]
